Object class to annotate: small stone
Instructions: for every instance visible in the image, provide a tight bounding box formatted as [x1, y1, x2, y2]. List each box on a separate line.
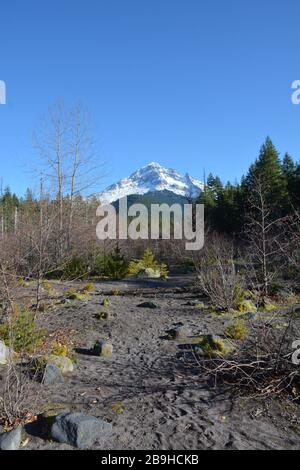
[137, 301, 160, 309]
[0, 427, 22, 450]
[167, 325, 190, 340]
[194, 345, 205, 356]
[42, 363, 65, 386]
[94, 340, 113, 357]
[51, 412, 112, 449]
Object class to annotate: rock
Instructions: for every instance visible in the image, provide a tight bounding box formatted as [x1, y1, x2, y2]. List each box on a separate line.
[185, 300, 205, 308]
[0, 427, 22, 450]
[138, 268, 161, 279]
[94, 340, 113, 357]
[0, 340, 11, 365]
[51, 412, 112, 449]
[42, 363, 65, 386]
[97, 311, 112, 321]
[47, 355, 74, 374]
[167, 325, 190, 340]
[137, 301, 160, 309]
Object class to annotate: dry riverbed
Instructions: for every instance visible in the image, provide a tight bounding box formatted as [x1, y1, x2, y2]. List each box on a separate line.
[1, 276, 300, 450]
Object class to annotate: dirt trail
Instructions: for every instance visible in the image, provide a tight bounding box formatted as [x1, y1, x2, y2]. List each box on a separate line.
[4, 278, 300, 450]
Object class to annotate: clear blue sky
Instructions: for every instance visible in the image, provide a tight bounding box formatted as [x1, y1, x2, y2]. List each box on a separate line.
[1, 0, 300, 196]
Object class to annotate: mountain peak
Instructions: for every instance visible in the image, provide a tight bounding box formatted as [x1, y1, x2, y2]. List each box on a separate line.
[98, 163, 204, 204]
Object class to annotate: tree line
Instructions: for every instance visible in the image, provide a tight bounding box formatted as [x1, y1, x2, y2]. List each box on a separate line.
[199, 137, 300, 234]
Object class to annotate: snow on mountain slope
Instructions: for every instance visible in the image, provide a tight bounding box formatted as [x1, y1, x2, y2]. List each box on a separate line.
[98, 162, 204, 204]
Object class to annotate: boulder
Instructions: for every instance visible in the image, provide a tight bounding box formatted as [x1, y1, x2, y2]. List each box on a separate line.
[137, 301, 160, 309]
[47, 355, 74, 374]
[0, 340, 11, 365]
[138, 268, 161, 279]
[51, 412, 112, 449]
[94, 340, 113, 357]
[0, 427, 22, 450]
[42, 363, 65, 386]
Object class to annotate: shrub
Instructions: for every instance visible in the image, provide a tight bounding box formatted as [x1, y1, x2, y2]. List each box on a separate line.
[51, 342, 68, 357]
[82, 283, 95, 293]
[92, 249, 128, 279]
[194, 235, 243, 311]
[224, 319, 248, 340]
[0, 310, 46, 353]
[128, 249, 168, 279]
[63, 256, 87, 280]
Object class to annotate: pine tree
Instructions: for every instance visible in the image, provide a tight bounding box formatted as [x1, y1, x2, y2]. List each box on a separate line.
[243, 137, 286, 216]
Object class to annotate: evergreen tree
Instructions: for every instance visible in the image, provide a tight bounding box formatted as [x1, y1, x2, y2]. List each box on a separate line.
[242, 137, 286, 216]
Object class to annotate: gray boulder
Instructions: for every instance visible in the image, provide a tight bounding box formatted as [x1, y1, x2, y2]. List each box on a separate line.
[42, 363, 65, 386]
[51, 412, 112, 449]
[138, 268, 161, 279]
[0, 427, 22, 450]
[137, 301, 160, 309]
[0, 341, 10, 365]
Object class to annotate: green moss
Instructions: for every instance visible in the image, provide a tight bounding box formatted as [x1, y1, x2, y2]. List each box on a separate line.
[66, 289, 87, 301]
[262, 303, 277, 312]
[97, 311, 110, 321]
[51, 342, 68, 357]
[101, 298, 110, 308]
[82, 283, 95, 293]
[224, 319, 248, 340]
[195, 335, 234, 357]
[111, 402, 124, 414]
[237, 300, 257, 314]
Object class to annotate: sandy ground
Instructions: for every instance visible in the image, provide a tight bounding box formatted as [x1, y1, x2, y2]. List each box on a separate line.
[1, 276, 300, 450]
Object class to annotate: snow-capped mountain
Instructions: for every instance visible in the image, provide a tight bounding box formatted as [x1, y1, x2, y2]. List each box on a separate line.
[98, 162, 204, 205]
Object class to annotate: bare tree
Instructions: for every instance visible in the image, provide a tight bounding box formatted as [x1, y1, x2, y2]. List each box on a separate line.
[245, 176, 288, 303]
[34, 100, 105, 259]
